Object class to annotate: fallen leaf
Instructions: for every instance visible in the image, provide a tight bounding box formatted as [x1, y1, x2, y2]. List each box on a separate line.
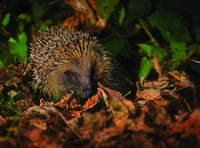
[55, 93, 73, 108]
[82, 88, 101, 110]
[99, 82, 123, 99]
[0, 116, 7, 126]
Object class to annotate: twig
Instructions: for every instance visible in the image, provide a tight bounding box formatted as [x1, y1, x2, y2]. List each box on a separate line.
[139, 19, 156, 42]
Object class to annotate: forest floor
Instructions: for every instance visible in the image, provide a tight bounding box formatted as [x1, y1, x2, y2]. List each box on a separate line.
[0, 62, 200, 148]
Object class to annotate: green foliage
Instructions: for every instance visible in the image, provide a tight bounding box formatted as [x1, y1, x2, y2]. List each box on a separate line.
[135, 1, 200, 79]
[8, 32, 28, 64]
[170, 41, 187, 67]
[17, 13, 31, 32]
[0, 60, 3, 68]
[146, 10, 192, 68]
[138, 44, 152, 56]
[7, 90, 18, 106]
[102, 36, 125, 56]
[1, 13, 10, 27]
[118, 7, 125, 25]
[138, 41, 168, 78]
[125, 0, 151, 24]
[0, 0, 199, 82]
[138, 57, 153, 79]
[0, 88, 22, 116]
[148, 11, 191, 42]
[31, 0, 48, 22]
[0, 12, 29, 67]
[94, 0, 119, 22]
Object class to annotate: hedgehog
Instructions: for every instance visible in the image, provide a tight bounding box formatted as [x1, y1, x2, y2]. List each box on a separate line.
[29, 27, 112, 99]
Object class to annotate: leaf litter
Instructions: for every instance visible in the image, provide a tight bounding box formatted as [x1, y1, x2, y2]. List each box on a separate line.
[0, 57, 200, 147]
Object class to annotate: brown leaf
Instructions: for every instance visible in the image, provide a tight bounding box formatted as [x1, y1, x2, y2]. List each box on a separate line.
[39, 98, 54, 106]
[154, 107, 171, 125]
[167, 71, 195, 88]
[28, 118, 47, 130]
[61, 12, 80, 28]
[99, 82, 123, 99]
[174, 111, 188, 122]
[132, 132, 154, 148]
[140, 80, 169, 88]
[121, 99, 136, 112]
[128, 112, 154, 133]
[0, 115, 7, 126]
[82, 88, 101, 110]
[63, 0, 106, 33]
[170, 109, 200, 141]
[152, 55, 163, 78]
[68, 110, 82, 118]
[55, 93, 73, 108]
[94, 127, 123, 142]
[136, 89, 162, 100]
[0, 84, 3, 93]
[27, 128, 42, 143]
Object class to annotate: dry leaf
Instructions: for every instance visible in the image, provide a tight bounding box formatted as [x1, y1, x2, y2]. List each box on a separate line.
[55, 93, 73, 108]
[0, 116, 7, 126]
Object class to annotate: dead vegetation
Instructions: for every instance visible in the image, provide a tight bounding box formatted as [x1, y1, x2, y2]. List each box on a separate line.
[0, 58, 199, 148]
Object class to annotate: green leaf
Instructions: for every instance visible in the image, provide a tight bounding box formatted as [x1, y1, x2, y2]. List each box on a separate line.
[152, 47, 168, 62]
[8, 32, 28, 64]
[39, 23, 48, 30]
[148, 10, 191, 42]
[170, 41, 187, 67]
[126, 0, 151, 24]
[138, 57, 153, 79]
[8, 90, 18, 98]
[0, 60, 3, 68]
[138, 41, 168, 63]
[94, 0, 119, 22]
[17, 13, 31, 22]
[31, 1, 48, 22]
[1, 13, 10, 27]
[118, 7, 125, 25]
[138, 43, 152, 56]
[102, 36, 125, 56]
[171, 41, 186, 51]
[151, 41, 168, 62]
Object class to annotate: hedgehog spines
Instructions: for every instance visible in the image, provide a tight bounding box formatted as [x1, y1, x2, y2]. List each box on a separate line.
[29, 27, 113, 98]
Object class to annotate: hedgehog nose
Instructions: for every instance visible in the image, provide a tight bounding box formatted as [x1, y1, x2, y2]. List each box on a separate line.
[82, 88, 92, 98]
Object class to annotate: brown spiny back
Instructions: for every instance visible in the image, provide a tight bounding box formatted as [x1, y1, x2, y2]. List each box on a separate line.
[29, 27, 112, 97]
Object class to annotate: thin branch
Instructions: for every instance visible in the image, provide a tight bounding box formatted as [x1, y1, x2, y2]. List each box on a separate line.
[139, 19, 156, 42]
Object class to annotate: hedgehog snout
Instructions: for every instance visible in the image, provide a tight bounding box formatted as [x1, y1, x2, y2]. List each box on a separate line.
[78, 76, 94, 98]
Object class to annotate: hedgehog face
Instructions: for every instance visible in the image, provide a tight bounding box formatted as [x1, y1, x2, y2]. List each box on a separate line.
[45, 61, 98, 99]
[62, 67, 97, 99]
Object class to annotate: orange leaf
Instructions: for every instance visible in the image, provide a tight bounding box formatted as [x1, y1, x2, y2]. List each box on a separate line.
[82, 88, 101, 109]
[55, 94, 73, 108]
[152, 55, 162, 78]
[68, 110, 82, 118]
[98, 82, 123, 99]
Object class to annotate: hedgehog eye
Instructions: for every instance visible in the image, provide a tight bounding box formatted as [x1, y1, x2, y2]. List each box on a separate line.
[64, 71, 74, 77]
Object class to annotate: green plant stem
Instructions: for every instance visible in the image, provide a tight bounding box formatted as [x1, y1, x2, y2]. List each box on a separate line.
[139, 19, 155, 42]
